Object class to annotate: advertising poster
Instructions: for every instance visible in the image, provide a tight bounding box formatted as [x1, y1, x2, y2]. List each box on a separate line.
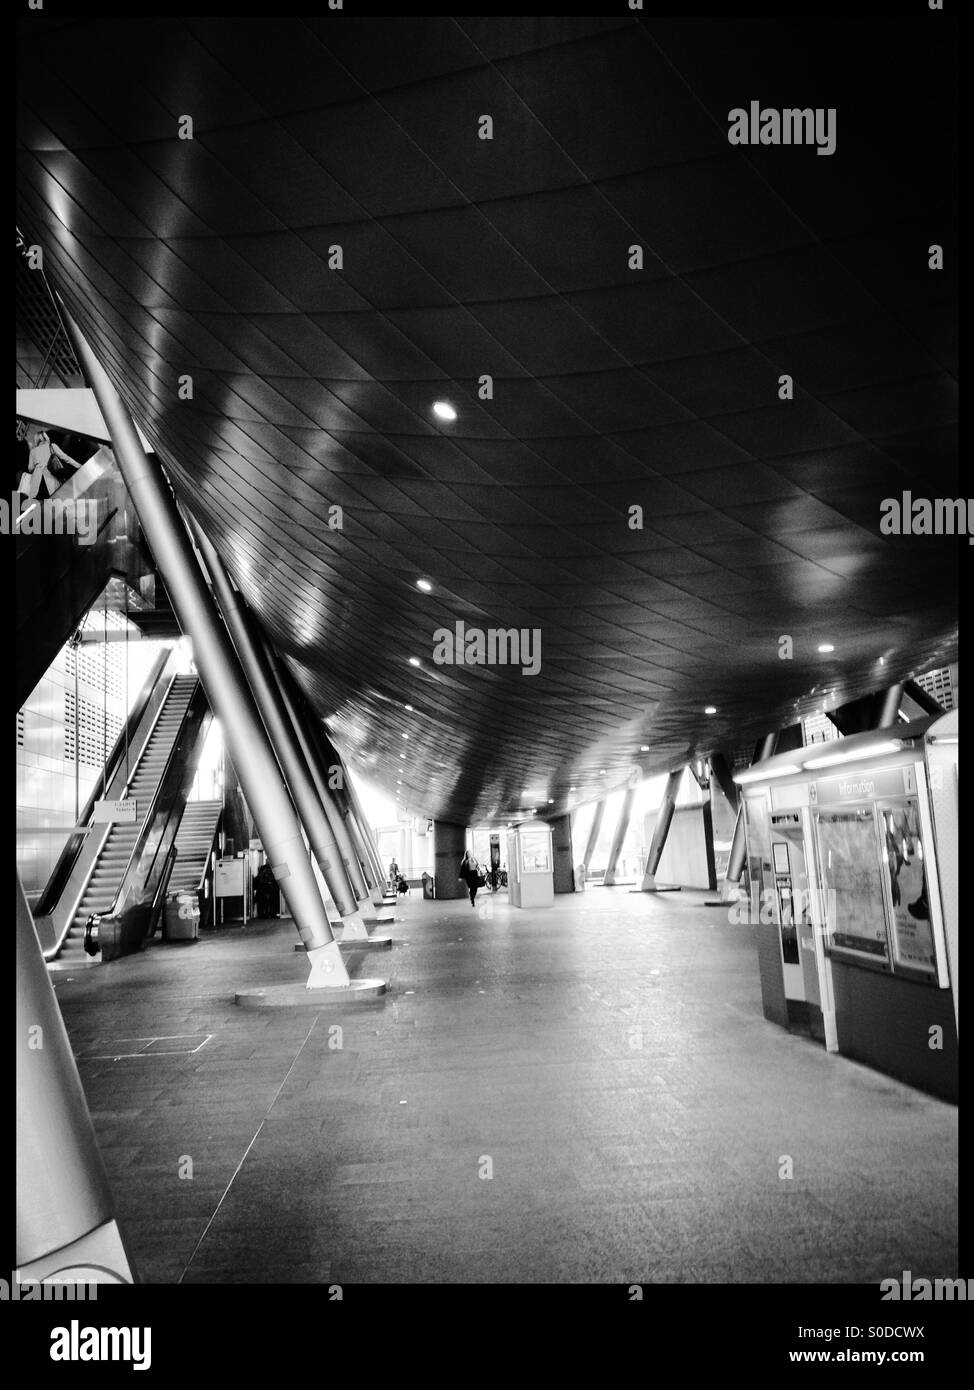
[878, 798, 937, 977]
[519, 830, 550, 873]
[815, 808, 890, 962]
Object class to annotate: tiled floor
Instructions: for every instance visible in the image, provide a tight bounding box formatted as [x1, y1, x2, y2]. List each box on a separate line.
[53, 888, 958, 1284]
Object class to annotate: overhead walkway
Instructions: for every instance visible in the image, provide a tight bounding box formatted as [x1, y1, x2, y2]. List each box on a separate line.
[37, 654, 212, 967]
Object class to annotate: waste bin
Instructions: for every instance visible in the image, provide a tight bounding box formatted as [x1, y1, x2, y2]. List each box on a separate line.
[164, 891, 200, 941]
[575, 862, 587, 892]
[422, 872, 435, 900]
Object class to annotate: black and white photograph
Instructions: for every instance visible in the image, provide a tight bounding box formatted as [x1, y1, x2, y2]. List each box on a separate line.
[12, 0, 960, 1367]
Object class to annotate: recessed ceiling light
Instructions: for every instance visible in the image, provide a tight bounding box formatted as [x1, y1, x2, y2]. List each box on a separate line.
[408, 657, 421, 667]
[404, 704, 413, 711]
[401, 733, 409, 739]
[399, 752, 405, 759]
[704, 706, 717, 715]
[818, 643, 835, 653]
[416, 578, 433, 592]
[432, 401, 457, 421]
[599, 769, 606, 776]
[569, 786, 576, 792]
[548, 799, 554, 804]
[640, 744, 649, 751]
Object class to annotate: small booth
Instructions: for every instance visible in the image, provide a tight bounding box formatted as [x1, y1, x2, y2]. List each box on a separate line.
[507, 823, 554, 909]
[736, 716, 957, 1100]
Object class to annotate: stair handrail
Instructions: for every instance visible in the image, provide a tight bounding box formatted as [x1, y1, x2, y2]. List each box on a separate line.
[147, 841, 179, 938]
[100, 679, 207, 925]
[40, 663, 191, 961]
[32, 644, 173, 919]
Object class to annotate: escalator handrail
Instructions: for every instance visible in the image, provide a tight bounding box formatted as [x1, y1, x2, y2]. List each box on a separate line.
[100, 678, 206, 924]
[41, 659, 186, 960]
[31, 645, 173, 919]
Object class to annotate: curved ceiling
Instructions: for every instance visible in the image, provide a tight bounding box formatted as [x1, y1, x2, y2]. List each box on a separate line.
[17, 15, 958, 824]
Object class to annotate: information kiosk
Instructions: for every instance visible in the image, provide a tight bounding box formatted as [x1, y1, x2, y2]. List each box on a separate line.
[506, 823, 554, 909]
[737, 717, 957, 1100]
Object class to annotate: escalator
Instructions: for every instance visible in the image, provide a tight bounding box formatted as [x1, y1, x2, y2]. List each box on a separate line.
[170, 801, 222, 895]
[36, 652, 213, 966]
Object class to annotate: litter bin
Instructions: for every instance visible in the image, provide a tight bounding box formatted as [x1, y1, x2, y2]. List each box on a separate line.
[575, 863, 587, 892]
[422, 872, 435, 900]
[164, 891, 200, 941]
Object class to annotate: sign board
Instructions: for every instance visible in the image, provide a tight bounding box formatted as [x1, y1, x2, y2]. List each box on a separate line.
[214, 858, 245, 897]
[92, 799, 137, 824]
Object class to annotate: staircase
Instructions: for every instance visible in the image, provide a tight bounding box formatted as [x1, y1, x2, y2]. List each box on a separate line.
[169, 799, 222, 895]
[57, 676, 199, 964]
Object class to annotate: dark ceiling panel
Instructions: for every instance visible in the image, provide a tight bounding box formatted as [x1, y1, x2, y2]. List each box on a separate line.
[17, 15, 957, 825]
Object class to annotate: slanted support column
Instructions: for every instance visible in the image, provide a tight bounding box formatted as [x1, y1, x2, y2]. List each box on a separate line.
[602, 786, 637, 886]
[191, 523, 366, 928]
[17, 875, 136, 1283]
[876, 683, 905, 728]
[273, 650, 389, 901]
[433, 821, 468, 899]
[719, 733, 779, 902]
[260, 639, 393, 939]
[581, 800, 606, 881]
[62, 304, 348, 989]
[640, 769, 684, 891]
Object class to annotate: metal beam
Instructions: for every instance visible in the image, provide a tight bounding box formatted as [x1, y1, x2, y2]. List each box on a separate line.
[61, 304, 347, 987]
[17, 874, 136, 1282]
[602, 785, 637, 885]
[640, 769, 683, 890]
[581, 799, 605, 878]
[190, 523, 366, 926]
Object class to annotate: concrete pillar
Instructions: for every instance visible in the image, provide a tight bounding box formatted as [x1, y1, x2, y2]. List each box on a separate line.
[549, 814, 575, 893]
[17, 875, 136, 1283]
[581, 800, 605, 879]
[191, 524, 367, 926]
[434, 821, 468, 899]
[61, 304, 347, 987]
[641, 769, 683, 890]
[602, 786, 637, 885]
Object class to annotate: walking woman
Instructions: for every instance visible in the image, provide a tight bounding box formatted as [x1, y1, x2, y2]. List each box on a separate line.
[458, 850, 482, 907]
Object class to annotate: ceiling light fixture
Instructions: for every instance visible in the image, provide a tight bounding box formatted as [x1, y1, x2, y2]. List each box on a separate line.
[408, 657, 421, 667]
[704, 706, 717, 715]
[818, 643, 835, 653]
[803, 740, 902, 771]
[733, 763, 803, 785]
[416, 579, 433, 592]
[404, 704, 413, 711]
[432, 401, 457, 421]
[640, 745, 649, 751]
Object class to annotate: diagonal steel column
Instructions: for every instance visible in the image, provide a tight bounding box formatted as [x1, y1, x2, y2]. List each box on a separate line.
[640, 768, 684, 890]
[17, 874, 136, 1283]
[258, 638, 395, 936]
[602, 785, 637, 885]
[271, 656, 389, 899]
[190, 523, 368, 932]
[61, 304, 347, 987]
[581, 799, 606, 878]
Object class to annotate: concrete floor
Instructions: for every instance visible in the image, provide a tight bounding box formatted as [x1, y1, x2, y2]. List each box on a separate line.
[53, 888, 958, 1285]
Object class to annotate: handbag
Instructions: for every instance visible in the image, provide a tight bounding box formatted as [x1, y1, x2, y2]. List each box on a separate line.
[475, 873, 487, 887]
